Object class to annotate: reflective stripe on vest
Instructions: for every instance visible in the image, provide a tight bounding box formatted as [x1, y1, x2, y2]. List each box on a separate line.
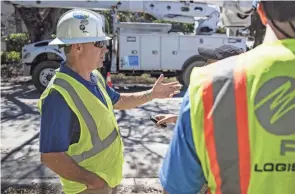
[54, 78, 118, 163]
[92, 70, 106, 87]
[201, 67, 250, 194]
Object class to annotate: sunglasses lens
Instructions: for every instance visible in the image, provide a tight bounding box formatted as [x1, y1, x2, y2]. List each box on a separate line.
[94, 41, 106, 48]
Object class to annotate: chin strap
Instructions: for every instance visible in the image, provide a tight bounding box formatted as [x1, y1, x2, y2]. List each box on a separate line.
[270, 20, 293, 38]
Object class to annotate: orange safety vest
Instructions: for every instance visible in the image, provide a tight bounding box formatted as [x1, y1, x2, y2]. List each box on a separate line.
[189, 39, 295, 194]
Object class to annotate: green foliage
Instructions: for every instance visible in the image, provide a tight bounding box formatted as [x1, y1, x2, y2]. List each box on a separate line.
[118, 11, 134, 22]
[181, 23, 194, 33]
[2, 33, 29, 64]
[216, 27, 226, 34]
[1, 51, 21, 64]
[5, 33, 30, 52]
[153, 20, 194, 33]
[99, 10, 112, 34]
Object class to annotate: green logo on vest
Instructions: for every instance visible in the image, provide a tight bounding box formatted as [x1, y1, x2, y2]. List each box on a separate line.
[254, 77, 295, 136]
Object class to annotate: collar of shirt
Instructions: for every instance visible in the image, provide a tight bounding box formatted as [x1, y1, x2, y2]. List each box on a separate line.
[57, 61, 109, 108]
[59, 61, 98, 87]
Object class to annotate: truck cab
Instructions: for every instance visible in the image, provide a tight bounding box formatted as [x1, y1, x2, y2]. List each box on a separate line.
[21, 39, 65, 92]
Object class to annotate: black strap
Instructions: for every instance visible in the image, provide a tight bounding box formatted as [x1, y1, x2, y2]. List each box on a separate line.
[263, 3, 293, 39]
[263, 2, 294, 38]
[271, 20, 293, 38]
[289, 22, 295, 35]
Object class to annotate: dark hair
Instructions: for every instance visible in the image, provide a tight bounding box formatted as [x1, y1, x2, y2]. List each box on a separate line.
[63, 46, 72, 55]
[59, 45, 72, 55]
[261, 1, 295, 22]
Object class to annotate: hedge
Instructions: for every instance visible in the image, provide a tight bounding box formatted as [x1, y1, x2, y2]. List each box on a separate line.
[1, 33, 29, 64]
[1, 51, 21, 64]
[4, 33, 30, 52]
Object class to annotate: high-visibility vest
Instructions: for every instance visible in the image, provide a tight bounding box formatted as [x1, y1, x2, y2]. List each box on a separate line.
[38, 69, 124, 194]
[189, 39, 295, 194]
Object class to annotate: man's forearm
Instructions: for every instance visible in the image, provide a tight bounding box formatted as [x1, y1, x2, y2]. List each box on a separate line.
[41, 152, 103, 186]
[113, 89, 153, 110]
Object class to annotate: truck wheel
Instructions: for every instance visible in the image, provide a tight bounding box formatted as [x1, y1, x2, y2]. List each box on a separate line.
[180, 58, 207, 87]
[32, 61, 60, 92]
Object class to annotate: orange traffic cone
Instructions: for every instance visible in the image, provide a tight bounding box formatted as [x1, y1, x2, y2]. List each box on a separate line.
[106, 72, 113, 87]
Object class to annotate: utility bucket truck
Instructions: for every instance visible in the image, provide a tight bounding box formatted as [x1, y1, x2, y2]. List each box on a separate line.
[12, 0, 253, 92]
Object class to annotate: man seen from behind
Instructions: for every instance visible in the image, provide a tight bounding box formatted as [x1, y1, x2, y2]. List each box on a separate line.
[159, 1, 295, 194]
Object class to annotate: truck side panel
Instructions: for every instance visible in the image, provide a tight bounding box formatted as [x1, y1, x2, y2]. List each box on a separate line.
[140, 36, 161, 70]
[119, 35, 141, 70]
[118, 33, 247, 72]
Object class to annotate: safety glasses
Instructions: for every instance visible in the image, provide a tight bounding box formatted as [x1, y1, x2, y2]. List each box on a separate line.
[59, 41, 107, 49]
[93, 41, 107, 48]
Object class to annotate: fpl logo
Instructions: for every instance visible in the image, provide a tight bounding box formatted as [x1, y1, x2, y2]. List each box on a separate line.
[254, 77, 295, 136]
[73, 12, 89, 20]
[254, 76, 295, 158]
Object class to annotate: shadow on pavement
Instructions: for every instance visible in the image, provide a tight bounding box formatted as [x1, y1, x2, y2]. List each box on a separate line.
[1, 80, 182, 190]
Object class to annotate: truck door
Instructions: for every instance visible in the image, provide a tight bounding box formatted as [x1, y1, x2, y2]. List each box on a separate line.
[140, 35, 161, 70]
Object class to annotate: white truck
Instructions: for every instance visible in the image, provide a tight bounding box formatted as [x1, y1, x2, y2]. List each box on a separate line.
[12, 0, 253, 92]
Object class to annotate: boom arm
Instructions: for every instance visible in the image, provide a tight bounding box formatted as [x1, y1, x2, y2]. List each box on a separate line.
[11, 0, 253, 28]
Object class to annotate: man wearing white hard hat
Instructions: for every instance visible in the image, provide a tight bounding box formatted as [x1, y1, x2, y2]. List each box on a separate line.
[37, 9, 181, 194]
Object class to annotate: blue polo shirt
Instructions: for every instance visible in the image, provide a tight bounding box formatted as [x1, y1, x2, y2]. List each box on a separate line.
[159, 90, 206, 194]
[39, 62, 120, 153]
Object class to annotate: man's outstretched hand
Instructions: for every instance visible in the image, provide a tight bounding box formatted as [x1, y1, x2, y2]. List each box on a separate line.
[154, 114, 178, 125]
[151, 74, 182, 99]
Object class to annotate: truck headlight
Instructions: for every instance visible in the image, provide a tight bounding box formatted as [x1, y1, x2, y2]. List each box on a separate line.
[23, 53, 31, 59]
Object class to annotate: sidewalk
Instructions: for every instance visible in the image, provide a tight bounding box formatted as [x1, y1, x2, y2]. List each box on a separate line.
[2, 178, 208, 194]
[1, 81, 184, 193]
[2, 178, 163, 194]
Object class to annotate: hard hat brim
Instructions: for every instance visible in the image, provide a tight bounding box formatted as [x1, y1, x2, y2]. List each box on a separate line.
[48, 36, 112, 45]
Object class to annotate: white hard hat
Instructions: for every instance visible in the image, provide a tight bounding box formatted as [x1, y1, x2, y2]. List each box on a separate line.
[49, 9, 111, 45]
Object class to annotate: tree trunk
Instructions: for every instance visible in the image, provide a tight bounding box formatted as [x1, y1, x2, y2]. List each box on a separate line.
[249, 11, 266, 48]
[15, 8, 22, 32]
[14, 6, 64, 42]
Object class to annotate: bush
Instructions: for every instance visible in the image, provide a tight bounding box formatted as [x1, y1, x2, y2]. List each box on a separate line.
[1, 51, 21, 64]
[216, 27, 226, 34]
[1, 50, 22, 79]
[4, 33, 30, 52]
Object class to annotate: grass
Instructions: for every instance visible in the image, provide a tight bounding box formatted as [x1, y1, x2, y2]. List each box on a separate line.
[111, 73, 178, 85]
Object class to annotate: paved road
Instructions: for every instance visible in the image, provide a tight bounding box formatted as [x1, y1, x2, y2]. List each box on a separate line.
[1, 79, 185, 190]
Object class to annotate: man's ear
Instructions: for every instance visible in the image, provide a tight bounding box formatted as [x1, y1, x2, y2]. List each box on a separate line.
[72, 44, 83, 53]
[257, 3, 268, 26]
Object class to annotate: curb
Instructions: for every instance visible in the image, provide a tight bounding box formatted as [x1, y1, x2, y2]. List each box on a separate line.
[1, 178, 162, 191]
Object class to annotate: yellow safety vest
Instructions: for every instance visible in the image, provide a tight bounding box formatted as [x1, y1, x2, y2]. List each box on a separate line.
[189, 39, 295, 194]
[38, 69, 124, 194]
